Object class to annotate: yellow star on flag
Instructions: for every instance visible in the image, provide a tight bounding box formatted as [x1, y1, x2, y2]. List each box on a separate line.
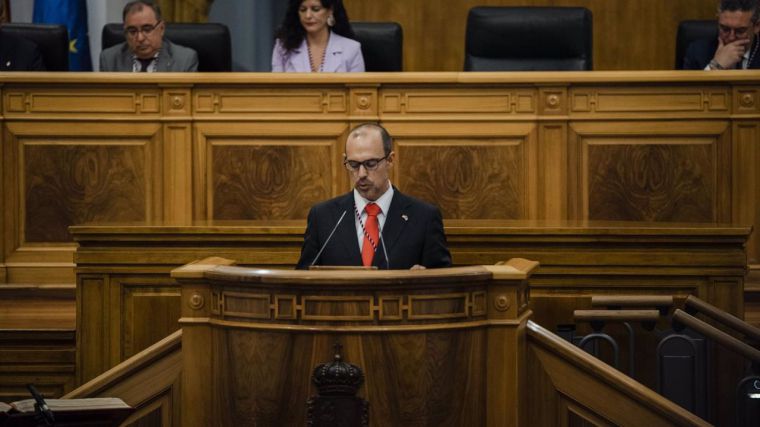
[69, 39, 78, 54]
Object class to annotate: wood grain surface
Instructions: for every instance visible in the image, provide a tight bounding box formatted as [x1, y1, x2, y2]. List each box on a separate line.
[344, 0, 718, 71]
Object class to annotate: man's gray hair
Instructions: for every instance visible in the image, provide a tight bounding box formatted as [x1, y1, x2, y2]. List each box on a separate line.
[123, 0, 163, 22]
[719, 0, 760, 23]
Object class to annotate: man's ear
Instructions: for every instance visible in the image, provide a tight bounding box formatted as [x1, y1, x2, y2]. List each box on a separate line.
[386, 151, 395, 166]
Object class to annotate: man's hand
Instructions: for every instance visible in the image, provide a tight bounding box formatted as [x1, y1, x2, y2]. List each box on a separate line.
[410, 264, 426, 270]
[713, 37, 750, 69]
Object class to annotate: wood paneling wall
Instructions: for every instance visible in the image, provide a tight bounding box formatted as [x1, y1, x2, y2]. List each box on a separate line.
[1, 72, 759, 287]
[344, 0, 718, 71]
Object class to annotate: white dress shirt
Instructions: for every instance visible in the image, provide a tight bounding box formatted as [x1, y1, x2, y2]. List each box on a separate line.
[353, 183, 394, 252]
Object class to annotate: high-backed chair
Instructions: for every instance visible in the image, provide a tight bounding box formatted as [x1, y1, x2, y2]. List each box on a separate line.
[464, 6, 593, 71]
[0, 23, 69, 71]
[351, 22, 403, 72]
[102, 23, 232, 71]
[675, 20, 717, 69]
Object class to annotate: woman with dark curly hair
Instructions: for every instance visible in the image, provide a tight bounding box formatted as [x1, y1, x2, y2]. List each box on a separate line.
[272, 0, 364, 72]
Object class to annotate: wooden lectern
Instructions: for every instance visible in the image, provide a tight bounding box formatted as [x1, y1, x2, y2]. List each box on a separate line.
[172, 257, 538, 427]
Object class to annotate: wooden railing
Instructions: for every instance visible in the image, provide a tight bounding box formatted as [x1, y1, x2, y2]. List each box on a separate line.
[685, 295, 760, 345]
[673, 310, 760, 363]
[526, 320, 710, 426]
[64, 330, 182, 427]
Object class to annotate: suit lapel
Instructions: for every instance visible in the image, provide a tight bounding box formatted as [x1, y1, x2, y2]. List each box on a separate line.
[157, 39, 174, 72]
[291, 39, 310, 72]
[333, 192, 362, 265]
[750, 39, 760, 69]
[377, 190, 410, 266]
[322, 32, 344, 72]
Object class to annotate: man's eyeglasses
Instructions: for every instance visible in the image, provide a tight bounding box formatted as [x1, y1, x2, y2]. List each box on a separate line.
[718, 24, 751, 38]
[124, 21, 162, 38]
[343, 156, 388, 171]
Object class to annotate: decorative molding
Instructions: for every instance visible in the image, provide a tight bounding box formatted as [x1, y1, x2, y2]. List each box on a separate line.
[381, 90, 536, 114]
[215, 290, 488, 324]
[494, 294, 511, 312]
[571, 88, 730, 114]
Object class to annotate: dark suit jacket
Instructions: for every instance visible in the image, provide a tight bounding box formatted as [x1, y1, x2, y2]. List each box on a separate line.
[0, 33, 45, 71]
[99, 38, 198, 72]
[296, 189, 452, 269]
[683, 38, 760, 69]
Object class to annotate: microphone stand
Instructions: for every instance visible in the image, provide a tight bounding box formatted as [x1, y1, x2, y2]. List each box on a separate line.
[378, 229, 390, 270]
[26, 383, 54, 426]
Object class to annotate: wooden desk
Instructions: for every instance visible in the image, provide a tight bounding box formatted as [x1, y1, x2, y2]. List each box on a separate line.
[70, 220, 750, 385]
[172, 258, 537, 426]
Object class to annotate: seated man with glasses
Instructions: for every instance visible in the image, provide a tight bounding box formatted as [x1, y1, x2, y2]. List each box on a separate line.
[296, 123, 452, 270]
[684, 0, 760, 69]
[99, 0, 198, 72]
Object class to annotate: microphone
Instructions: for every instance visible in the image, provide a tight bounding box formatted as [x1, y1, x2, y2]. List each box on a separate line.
[26, 384, 54, 426]
[378, 227, 390, 269]
[310, 210, 347, 266]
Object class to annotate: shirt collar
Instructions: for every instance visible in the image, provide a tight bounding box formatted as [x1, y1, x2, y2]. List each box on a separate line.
[131, 50, 160, 72]
[353, 182, 393, 217]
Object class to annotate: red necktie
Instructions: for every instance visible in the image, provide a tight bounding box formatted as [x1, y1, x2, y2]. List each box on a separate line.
[361, 203, 381, 267]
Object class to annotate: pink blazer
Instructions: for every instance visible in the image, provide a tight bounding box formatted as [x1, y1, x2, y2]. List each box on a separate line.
[271, 31, 365, 72]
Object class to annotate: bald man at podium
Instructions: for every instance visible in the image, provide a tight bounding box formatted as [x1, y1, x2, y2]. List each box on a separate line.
[296, 123, 452, 270]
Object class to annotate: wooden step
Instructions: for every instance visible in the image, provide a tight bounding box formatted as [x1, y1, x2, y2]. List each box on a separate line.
[0, 283, 75, 329]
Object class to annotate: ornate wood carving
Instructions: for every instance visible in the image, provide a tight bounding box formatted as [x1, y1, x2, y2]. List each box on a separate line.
[586, 142, 716, 222]
[397, 141, 527, 219]
[307, 344, 368, 427]
[24, 144, 147, 242]
[211, 143, 332, 220]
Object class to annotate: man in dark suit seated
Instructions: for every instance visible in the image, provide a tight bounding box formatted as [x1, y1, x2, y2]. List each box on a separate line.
[0, 3, 45, 71]
[297, 123, 452, 270]
[683, 0, 760, 69]
[99, 0, 197, 72]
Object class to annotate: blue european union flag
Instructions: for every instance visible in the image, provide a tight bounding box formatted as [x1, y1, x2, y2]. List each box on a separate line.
[33, 0, 92, 71]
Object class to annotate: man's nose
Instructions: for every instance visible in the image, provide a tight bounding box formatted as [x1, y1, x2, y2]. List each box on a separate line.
[357, 165, 368, 177]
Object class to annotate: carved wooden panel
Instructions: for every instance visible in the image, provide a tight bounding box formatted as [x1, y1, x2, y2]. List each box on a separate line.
[217, 330, 486, 426]
[380, 89, 536, 115]
[4, 89, 160, 115]
[194, 88, 347, 115]
[216, 290, 486, 322]
[211, 142, 333, 220]
[570, 87, 730, 115]
[24, 143, 148, 242]
[396, 139, 528, 219]
[118, 279, 181, 360]
[586, 140, 716, 221]
[570, 121, 730, 222]
[734, 86, 760, 114]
